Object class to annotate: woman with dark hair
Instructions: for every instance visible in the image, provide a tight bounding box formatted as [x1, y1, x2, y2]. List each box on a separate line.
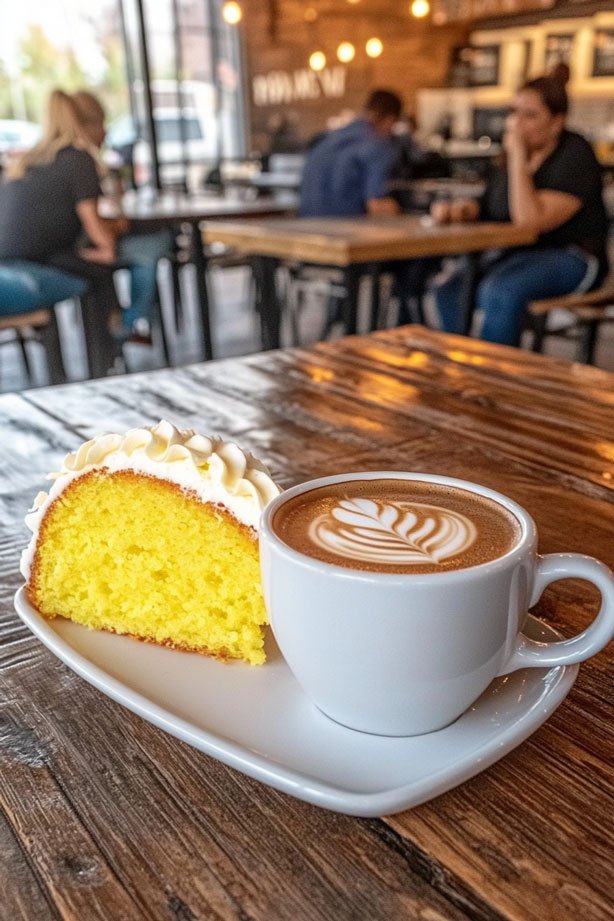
[432, 66, 609, 346]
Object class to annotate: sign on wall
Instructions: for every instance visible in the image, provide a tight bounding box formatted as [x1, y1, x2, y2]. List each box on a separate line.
[593, 30, 614, 78]
[252, 67, 346, 107]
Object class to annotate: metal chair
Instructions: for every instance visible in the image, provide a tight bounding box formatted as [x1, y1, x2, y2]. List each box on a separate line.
[527, 285, 614, 365]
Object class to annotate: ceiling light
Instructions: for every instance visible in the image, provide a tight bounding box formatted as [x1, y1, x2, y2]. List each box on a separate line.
[222, 1, 242, 25]
[309, 51, 327, 72]
[365, 37, 383, 58]
[337, 42, 356, 63]
[411, 0, 430, 17]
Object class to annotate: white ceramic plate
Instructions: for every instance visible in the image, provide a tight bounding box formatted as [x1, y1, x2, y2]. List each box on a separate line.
[14, 587, 578, 817]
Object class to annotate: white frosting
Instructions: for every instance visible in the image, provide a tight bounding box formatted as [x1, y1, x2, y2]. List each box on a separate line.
[308, 498, 477, 566]
[20, 420, 280, 580]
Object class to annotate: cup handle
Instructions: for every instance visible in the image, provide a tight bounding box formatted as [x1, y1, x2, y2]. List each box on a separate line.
[498, 553, 614, 675]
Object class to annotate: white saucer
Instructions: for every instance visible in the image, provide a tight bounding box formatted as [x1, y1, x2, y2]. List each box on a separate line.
[14, 587, 578, 817]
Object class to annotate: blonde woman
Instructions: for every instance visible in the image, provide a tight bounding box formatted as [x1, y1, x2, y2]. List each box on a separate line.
[0, 89, 121, 371]
[0, 89, 117, 266]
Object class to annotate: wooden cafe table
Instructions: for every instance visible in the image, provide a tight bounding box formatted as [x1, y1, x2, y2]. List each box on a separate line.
[1, 326, 612, 921]
[86, 191, 298, 375]
[202, 214, 536, 348]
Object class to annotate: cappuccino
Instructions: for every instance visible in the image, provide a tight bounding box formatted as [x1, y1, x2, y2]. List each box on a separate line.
[272, 478, 521, 574]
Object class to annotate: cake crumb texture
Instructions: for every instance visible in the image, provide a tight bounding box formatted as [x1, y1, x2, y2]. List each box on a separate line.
[28, 469, 267, 665]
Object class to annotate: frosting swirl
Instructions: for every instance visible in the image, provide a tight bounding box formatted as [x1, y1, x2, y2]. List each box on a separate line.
[309, 497, 477, 566]
[21, 421, 280, 579]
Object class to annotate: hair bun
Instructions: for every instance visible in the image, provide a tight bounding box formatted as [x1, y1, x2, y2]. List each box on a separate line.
[549, 62, 570, 86]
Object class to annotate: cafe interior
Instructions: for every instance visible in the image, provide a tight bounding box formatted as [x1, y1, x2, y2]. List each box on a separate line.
[1, 3, 613, 921]
[0, 0, 614, 385]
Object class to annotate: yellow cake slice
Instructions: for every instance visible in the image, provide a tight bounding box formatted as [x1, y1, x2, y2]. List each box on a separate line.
[21, 421, 280, 665]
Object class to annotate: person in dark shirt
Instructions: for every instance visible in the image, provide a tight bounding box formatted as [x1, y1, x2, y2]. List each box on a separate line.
[0, 89, 121, 366]
[431, 66, 609, 346]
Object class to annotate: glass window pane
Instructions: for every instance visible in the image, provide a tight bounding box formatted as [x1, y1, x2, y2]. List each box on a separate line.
[178, 0, 209, 30]
[0, 0, 129, 134]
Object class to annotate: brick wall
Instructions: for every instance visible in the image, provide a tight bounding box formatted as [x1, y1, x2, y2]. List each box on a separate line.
[243, 0, 469, 153]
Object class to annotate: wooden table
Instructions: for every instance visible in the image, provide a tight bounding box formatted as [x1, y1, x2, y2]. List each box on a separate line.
[123, 192, 297, 363]
[1, 327, 612, 921]
[120, 190, 298, 234]
[203, 215, 536, 349]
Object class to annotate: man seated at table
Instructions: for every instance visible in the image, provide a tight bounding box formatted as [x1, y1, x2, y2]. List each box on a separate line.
[299, 89, 402, 218]
[299, 89, 435, 325]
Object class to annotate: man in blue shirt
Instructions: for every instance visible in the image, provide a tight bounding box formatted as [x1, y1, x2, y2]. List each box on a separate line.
[298, 89, 437, 328]
[300, 90, 403, 218]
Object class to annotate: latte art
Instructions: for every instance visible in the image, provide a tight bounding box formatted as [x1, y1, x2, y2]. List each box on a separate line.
[272, 478, 522, 574]
[309, 498, 477, 566]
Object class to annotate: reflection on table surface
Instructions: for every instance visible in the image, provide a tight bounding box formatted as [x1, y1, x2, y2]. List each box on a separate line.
[1, 326, 613, 921]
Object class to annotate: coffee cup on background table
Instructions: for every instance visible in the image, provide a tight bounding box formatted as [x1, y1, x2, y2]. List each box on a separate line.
[259, 472, 614, 736]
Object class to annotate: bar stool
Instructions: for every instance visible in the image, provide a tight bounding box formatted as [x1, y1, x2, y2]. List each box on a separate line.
[0, 261, 87, 386]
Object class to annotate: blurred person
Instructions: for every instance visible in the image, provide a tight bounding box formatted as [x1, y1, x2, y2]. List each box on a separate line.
[299, 89, 436, 325]
[431, 65, 608, 346]
[267, 112, 303, 155]
[72, 90, 173, 342]
[299, 89, 403, 218]
[0, 89, 121, 368]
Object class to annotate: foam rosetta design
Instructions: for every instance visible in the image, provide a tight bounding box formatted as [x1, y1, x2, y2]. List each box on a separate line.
[309, 498, 477, 566]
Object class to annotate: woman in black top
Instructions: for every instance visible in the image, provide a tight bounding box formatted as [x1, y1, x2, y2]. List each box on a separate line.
[0, 90, 121, 371]
[432, 67, 609, 346]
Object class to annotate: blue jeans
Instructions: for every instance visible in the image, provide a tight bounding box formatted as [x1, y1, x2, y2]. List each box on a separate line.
[435, 248, 592, 347]
[116, 230, 173, 328]
[0, 260, 87, 314]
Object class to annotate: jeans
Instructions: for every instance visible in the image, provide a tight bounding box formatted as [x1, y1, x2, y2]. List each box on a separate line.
[434, 247, 593, 347]
[116, 229, 173, 329]
[0, 260, 87, 314]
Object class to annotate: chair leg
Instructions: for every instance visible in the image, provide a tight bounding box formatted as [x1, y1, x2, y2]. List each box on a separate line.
[154, 280, 171, 366]
[36, 308, 66, 385]
[577, 320, 599, 365]
[530, 314, 547, 353]
[16, 330, 34, 382]
[171, 259, 183, 332]
[79, 291, 116, 379]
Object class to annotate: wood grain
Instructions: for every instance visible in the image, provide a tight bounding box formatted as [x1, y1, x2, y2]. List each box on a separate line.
[202, 215, 537, 265]
[1, 326, 613, 921]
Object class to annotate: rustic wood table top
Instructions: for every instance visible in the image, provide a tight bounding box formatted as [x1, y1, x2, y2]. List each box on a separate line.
[202, 214, 536, 265]
[1, 326, 612, 921]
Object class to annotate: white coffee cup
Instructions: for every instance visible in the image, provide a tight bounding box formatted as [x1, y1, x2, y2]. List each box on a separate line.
[259, 472, 614, 736]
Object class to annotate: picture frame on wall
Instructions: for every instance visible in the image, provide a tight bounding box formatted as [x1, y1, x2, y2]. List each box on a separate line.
[593, 30, 614, 78]
[544, 34, 575, 73]
[469, 45, 500, 87]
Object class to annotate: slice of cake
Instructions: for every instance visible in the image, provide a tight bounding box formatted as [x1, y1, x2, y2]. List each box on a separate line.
[21, 420, 280, 665]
